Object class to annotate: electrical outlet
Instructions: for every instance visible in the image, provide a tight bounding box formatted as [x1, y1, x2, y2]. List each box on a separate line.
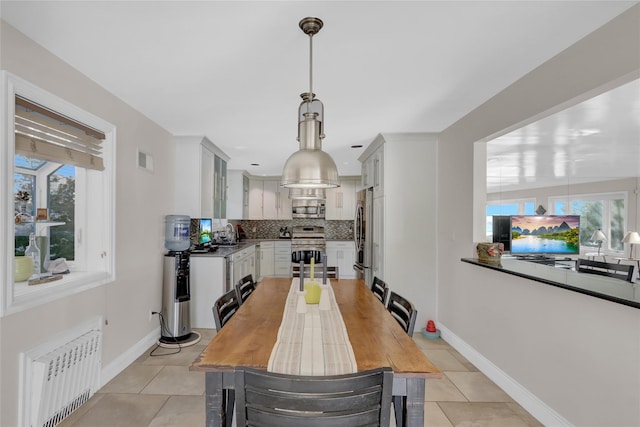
[149, 310, 155, 321]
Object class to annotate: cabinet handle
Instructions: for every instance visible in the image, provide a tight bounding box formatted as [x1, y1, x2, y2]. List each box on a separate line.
[222, 175, 227, 201]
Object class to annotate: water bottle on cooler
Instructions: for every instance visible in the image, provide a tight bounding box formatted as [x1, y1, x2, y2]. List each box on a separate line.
[164, 215, 191, 252]
[25, 233, 41, 278]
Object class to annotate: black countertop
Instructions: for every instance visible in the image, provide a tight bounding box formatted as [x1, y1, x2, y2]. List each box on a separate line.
[189, 241, 257, 258]
[188, 238, 354, 258]
[461, 257, 639, 309]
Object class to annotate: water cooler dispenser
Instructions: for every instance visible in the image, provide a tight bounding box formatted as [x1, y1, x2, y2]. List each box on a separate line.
[159, 215, 200, 347]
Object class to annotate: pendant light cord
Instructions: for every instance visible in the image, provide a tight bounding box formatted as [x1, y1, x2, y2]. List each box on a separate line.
[307, 33, 313, 114]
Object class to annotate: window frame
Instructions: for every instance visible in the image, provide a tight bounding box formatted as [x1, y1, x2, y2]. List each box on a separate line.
[549, 191, 627, 253]
[485, 198, 536, 240]
[1, 71, 116, 317]
[15, 160, 77, 262]
[46, 162, 77, 262]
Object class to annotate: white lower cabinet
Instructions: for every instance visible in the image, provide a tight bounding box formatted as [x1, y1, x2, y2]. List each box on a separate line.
[231, 245, 256, 287]
[258, 240, 291, 279]
[326, 241, 356, 279]
[274, 241, 292, 277]
[189, 256, 225, 329]
[259, 241, 275, 280]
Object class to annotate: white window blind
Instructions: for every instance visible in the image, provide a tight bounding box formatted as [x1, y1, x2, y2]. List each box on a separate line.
[14, 96, 105, 170]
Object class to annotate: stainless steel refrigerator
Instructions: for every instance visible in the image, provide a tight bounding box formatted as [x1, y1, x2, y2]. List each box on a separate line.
[354, 188, 373, 286]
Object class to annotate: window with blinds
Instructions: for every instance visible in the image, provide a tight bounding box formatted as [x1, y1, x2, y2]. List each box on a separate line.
[2, 71, 115, 317]
[14, 96, 106, 170]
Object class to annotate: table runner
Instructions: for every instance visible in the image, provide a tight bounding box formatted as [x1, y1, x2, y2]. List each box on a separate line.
[267, 278, 358, 375]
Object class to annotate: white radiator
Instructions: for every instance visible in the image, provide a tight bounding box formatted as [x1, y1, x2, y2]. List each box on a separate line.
[21, 324, 102, 427]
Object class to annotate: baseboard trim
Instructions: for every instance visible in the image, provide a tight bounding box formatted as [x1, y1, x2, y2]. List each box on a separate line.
[438, 322, 571, 427]
[99, 326, 160, 388]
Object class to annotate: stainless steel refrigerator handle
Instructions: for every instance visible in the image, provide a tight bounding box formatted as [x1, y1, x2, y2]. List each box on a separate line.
[354, 204, 362, 248]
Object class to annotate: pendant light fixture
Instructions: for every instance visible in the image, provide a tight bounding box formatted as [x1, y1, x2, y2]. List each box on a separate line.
[281, 17, 340, 189]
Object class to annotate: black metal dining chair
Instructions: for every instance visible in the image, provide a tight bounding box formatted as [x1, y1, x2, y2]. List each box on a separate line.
[386, 291, 417, 338]
[386, 290, 418, 426]
[292, 264, 339, 279]
[235, 274, 256, 305]
[211, 288, 242, 427]
[371, 276, 389, 305]
[212, 289, 241, 332]
[234, 366, 393, 427]
[576, 258, 635, 282]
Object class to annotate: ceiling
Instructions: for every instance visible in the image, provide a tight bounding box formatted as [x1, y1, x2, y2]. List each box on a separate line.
[0, 1, 637, 178]
[487, 77, 640, 193]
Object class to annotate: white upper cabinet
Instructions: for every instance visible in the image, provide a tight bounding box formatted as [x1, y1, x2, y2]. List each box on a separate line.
[213, 154, 227, 219]
[248, 178, 264, 219]
[227, 170, 249, 219]
[174, 136, 229, 219]
[361, 155, 374, 189]
[200, 147, 215, 218]
[262, 180, 279, 219]
[248, 178, 292, 220]
[325, 177, 358, 220]
[362, 146, 384, 197]
[243, 175, 363, 220]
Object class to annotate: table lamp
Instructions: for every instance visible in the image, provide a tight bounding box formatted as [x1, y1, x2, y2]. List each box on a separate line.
[622, 231, 640, 259]
[590, 229, 607, 255]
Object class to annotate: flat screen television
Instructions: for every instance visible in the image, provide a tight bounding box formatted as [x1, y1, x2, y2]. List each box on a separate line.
[510, 215, 580, 256]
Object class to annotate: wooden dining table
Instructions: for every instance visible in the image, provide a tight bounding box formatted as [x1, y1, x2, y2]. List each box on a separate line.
[191, 277, 441, 427]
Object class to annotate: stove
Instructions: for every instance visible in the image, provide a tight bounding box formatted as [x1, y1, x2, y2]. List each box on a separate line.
[291, 226, 326, 264]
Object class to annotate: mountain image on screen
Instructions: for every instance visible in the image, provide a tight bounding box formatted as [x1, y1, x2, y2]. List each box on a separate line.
[512, 221, 572, 235]
[510, 215, 580, 255]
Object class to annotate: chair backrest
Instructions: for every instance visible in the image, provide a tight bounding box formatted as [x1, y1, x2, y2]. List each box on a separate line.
[387, 291, 417, 337]
[235, 274, 256, 305]
[292, 265, 339, 279]
[576, 258, 635, 282]
[371, 276, 389, 304]
[234, 366, 393, 427]
[212, 289, 240, 331]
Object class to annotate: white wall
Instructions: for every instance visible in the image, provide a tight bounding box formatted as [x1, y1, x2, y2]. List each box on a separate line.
[379, 133, 438, 330]
[0, 21, 176, 426]
[437, 6, 639, 426]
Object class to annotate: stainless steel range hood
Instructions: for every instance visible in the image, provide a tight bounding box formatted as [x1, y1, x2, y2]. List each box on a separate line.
[289, 188, 326, 200]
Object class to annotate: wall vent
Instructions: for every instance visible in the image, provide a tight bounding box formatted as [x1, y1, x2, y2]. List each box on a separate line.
[137, 149, 154, 172]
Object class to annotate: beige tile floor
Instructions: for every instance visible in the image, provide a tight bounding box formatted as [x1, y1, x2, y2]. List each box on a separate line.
[59, 328, 543, 427]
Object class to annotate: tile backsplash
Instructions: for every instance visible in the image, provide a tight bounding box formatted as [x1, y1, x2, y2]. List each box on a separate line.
[232, 219, 353, 241]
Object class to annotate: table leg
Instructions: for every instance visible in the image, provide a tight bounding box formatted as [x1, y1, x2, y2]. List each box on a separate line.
[393, 395, 406, 426]
[205, 372, 224, 427]
[404, 377, 426, 426]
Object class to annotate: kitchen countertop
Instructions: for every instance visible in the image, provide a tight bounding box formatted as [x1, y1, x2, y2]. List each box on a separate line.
[461, 257, 639, 309]
[189, 241, 257, 258]
[188, 238, 354, 258]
